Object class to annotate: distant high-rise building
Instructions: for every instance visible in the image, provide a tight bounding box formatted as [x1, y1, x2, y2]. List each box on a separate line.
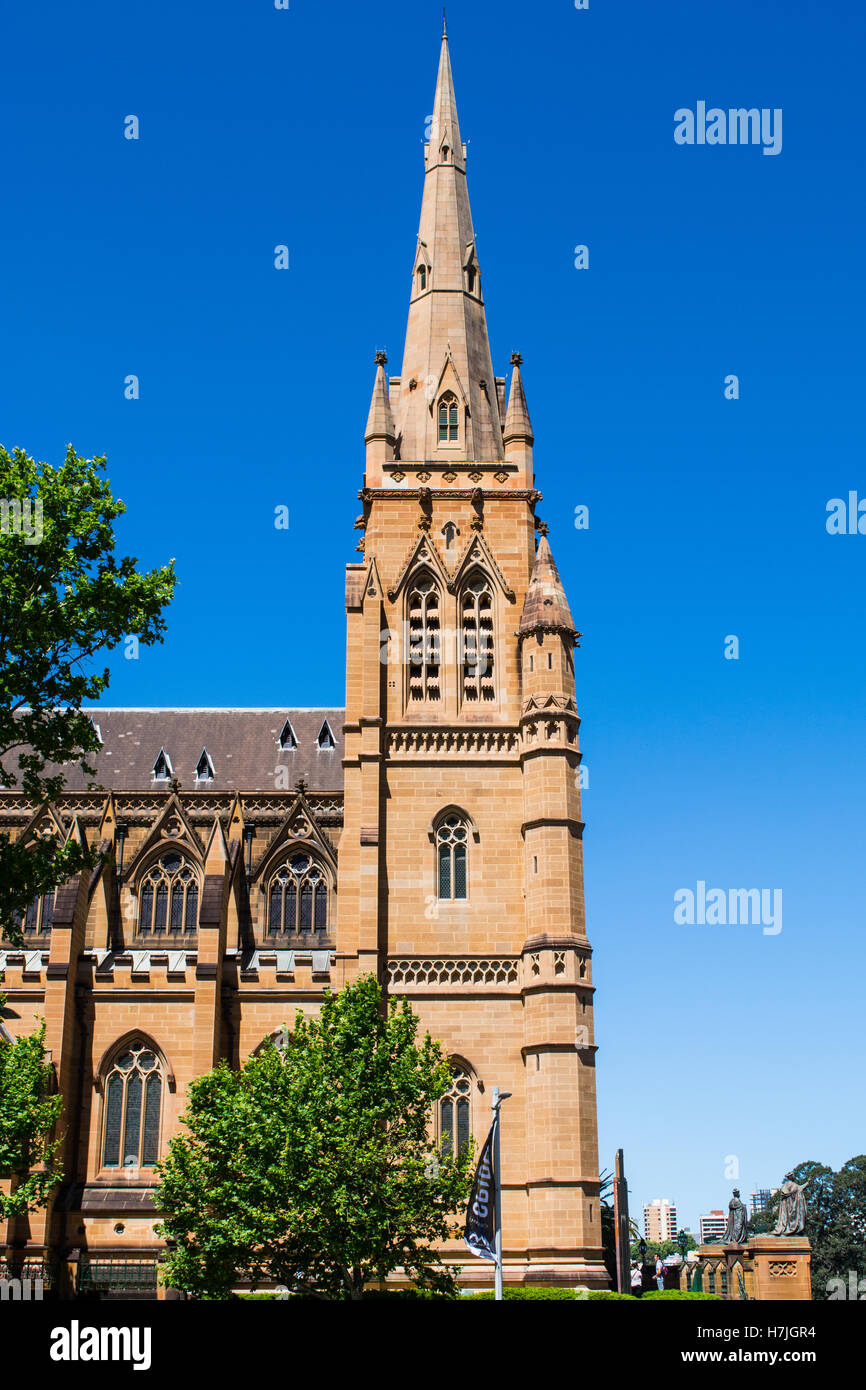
[645, 1198, 678, 1243]
[700, 1210, 727, 1243]
[750, 1189, 775, 1216]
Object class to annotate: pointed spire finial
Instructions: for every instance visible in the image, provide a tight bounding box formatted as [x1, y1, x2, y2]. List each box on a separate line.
[510, 351, 523, 367]
[443, 8, 447, 38]
[375, 350, 388, 367]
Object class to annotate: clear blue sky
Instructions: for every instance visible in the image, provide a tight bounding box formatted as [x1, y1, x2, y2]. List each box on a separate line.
[2, 0, 864, 1234]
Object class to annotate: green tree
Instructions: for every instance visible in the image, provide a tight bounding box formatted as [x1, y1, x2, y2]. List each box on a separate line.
[0, 444, 176, 943]
[747, 1159, 866, 1299]
[0, 1004, 63, 1218]
[156, 976, 474, 1300]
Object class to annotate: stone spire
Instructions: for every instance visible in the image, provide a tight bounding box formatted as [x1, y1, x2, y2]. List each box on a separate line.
[394, 29, 503, 464]
[365, 352, 396, 466]
[503, 353, 534, 445]
[519, 533, 578, 638]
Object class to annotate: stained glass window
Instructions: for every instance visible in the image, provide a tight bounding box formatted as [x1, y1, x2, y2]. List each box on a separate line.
[137, 854, 199, 938]
[437, 815, 469, 901]
[102, 1040, 163, 1170]
[21, 891, 55, 937]
[440, 1071, 472, 1158]
[267, 856, 329, 937]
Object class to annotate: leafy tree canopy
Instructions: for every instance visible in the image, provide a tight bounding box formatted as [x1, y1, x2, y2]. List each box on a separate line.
[0, 1001, 63, 1219]
[0, 444, 176, 942]
[156, 975, 474, 1300]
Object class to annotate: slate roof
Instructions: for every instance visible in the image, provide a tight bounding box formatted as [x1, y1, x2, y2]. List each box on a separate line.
[52, 709, 346, 794]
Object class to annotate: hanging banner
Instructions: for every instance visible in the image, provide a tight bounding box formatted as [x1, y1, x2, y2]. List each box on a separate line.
[464, 1113, 498, 1261]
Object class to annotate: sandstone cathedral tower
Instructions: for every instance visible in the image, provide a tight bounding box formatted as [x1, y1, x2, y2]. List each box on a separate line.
[0, 28, 607, 1293]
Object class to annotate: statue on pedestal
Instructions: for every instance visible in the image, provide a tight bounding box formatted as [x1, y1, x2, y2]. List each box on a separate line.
[773, 1173, 808, 1236]
[724, 1188, 748, 1244]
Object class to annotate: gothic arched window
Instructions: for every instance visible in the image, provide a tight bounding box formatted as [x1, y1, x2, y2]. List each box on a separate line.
[466, 266, 476, 295]
[418, 265, 427, 292]
[439, 1070, 472, 1157]
[268, 854, 329, 936]
[461, 573, 495, 702]
[101, 1039, 164, 1171]
[437, 814, 468, 900]
[438, 393, 459, 442]
[407, 575, 441, 703]
[20, 889, 55, 938]
[137, 852, 199, 938]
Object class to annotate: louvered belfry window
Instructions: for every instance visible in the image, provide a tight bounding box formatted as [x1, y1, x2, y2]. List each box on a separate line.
[268, 855, 329, 936]
[407, 577, 441, 703]
[437, 815, 468, 901]
[461, 574, 495, 702]
[137, 853, 199, 937]
[102, 1040, 163, 1170]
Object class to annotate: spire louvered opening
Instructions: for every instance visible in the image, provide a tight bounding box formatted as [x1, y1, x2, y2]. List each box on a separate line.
[461, 573, 495, 702]
[279, 719, 297, 750]
[438, 394, 459, 442]
[317, 720, 335, 750]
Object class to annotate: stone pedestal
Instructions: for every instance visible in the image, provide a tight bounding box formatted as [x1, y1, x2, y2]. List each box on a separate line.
[692, 1237, 811, 1300]
[749, 1236, 812, 1301]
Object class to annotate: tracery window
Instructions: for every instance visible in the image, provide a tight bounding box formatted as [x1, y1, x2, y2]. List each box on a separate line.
[438, 394, 459, 442]
[460, 573, 495, 702]
[101, 1039, 163, 1170]
[20, 890, 55, 937]
[439, 1070, 471, 1158]
[268, 854, 329, 936]
[437, 814, 468, 900]
[407, 576, 441, 703]
[137, 852, 199, 938]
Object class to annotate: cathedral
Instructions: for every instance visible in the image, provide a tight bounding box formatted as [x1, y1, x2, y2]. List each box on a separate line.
[0, 28, 607, 1296]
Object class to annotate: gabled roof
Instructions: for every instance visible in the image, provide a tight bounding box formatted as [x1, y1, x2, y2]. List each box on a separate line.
[47, 710, 345, 794]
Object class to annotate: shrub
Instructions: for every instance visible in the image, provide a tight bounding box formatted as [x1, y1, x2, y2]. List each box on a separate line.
[642, 1290, 722, 1301]
[472, 1286, 580, 1300]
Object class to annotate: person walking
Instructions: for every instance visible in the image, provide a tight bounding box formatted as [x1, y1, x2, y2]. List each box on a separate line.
[630, 1262, 643, 1298]
[655, 1254, 666, 1292]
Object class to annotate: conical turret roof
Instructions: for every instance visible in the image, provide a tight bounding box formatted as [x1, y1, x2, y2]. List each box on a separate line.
[503, 357, 534, 444]
[519, 534, 577, 637]
[365, 354, 396, 444]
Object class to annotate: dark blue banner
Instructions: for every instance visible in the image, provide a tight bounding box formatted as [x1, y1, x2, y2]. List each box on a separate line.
[464, 1114, 498, 1261]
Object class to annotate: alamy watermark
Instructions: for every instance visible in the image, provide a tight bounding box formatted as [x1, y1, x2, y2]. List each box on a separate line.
[826, 492, 866, 535]
[674, 103, 782, 157]
[827, 1271, 866, 1300]
[674, 881, 782, 936]
[0, 497, 43, 545]
[0, 1275, 44, 1300]
[379, 626, 491, 677]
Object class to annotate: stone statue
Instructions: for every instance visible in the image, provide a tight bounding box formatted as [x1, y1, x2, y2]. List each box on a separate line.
[773, 1173, 808, 1236]
[724, 1188, 748, 1244]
